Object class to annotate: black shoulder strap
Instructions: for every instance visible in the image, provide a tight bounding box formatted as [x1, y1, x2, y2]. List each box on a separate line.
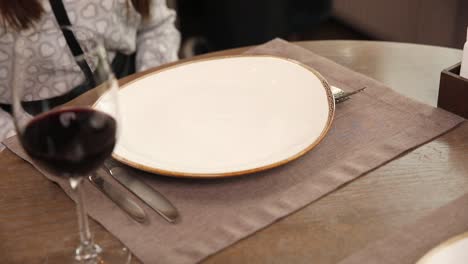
[48, 0, 71, 26]
[49, 0, 95, 87]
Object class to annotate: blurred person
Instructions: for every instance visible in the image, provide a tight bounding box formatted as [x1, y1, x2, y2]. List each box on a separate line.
[0, 0, 180, 145]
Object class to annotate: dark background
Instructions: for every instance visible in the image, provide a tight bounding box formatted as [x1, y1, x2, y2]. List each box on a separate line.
[172, 0, 466, 57]
[174, 0, 369, 56]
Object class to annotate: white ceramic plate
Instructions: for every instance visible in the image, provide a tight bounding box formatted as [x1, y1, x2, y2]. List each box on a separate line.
[113, 55, 334, 178]
[417, 232, 468, 264]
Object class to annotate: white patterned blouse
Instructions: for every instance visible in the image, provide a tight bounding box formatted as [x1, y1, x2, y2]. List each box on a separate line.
[0, 0, 180, 145]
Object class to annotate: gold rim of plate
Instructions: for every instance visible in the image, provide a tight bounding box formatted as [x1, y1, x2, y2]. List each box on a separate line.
[416, 231, 468, 264]
[112, 55, 336, 178]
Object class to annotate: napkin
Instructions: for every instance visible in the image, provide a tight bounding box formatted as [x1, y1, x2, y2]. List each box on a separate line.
[3, 39, 464, 264]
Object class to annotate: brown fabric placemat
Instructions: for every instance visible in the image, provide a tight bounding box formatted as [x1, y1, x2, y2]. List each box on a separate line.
[4, 39, 464, 264]
[339, 191, 468, 264]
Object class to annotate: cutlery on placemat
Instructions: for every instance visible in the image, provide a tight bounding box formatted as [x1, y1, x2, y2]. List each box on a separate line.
[88, 173, 147, 223]
[104, 163, 179, 223]
[332, 86, 366, 103]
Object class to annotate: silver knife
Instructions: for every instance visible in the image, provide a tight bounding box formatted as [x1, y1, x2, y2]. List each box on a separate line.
[88, 173, 147, 223]
[107, 165, 179, 223]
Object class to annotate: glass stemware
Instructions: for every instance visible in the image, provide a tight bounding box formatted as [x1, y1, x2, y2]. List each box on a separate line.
[11, 27, 130, 263]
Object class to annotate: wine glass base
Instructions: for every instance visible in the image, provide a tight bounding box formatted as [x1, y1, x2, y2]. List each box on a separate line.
[75, 243, 102, 261]
[42, 247, 132, 264]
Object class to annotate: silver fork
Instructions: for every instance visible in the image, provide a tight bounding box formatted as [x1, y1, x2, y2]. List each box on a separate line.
[332, 86, 366, 103]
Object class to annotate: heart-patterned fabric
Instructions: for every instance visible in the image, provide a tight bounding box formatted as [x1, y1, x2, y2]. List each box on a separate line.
[0, 0, 180, 144]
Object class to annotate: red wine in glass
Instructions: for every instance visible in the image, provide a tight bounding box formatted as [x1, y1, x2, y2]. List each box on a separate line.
[20, 107, 117, 177]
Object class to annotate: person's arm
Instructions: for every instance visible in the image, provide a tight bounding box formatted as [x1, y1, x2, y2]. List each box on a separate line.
[135, 0, 181, 72]
[0, 109, 16, 151]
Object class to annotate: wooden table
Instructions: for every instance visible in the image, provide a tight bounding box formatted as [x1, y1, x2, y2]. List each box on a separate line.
[1, 41, 466, 264]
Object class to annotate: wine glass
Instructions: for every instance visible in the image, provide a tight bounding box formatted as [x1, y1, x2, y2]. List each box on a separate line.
[11, 27, 130, 263]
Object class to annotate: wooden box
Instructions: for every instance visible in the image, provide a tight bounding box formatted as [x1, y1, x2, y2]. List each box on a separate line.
[438, 63, 468, 118]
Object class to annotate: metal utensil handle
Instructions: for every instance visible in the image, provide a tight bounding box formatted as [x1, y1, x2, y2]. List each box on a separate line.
[107, 166, 179, 223]
[88, 174, 147, 223]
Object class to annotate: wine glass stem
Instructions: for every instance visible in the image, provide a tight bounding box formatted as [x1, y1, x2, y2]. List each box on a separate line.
[73, 178, 102, 262]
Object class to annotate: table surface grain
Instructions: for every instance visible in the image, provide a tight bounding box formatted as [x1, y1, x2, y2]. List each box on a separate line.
[0, 41, 465, 264]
